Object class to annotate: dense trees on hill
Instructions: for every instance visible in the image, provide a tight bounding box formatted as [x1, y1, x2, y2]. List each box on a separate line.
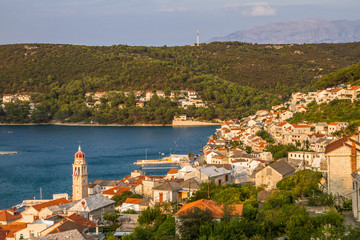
[2, 42, 360, 124]
[1, 42, 360, 96]
[0, 74, 278, 124]
[313, 61, 360, 89]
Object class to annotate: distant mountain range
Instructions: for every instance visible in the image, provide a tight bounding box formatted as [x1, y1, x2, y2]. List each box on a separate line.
[209, 18, 360, 44]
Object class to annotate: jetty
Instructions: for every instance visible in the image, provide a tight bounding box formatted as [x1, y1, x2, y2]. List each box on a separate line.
[0, 151, 18, 155]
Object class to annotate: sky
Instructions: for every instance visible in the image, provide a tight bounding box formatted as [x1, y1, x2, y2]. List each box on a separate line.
[0, 0, 359, 46]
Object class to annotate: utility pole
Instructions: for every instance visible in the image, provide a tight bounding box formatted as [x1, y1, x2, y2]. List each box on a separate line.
[197, 27, 199, 46]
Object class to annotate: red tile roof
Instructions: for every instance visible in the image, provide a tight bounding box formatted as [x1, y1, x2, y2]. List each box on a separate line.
[278, 122, 287, 127]
[173, 199, 243, 218]
[31, 198, 70, 212]
[0, 209, 21, 222]
[167, 169, 179, 174]
[330, 88, 342, 92]
[325, 132, 360, 154]
[102, 187, 130, 196]
[0, 222, 27, 238]
[348, 86, 360, 90]
[67, 213, 96, 229]
[124, 198, 142, 205]
[292, 124, 310, 128]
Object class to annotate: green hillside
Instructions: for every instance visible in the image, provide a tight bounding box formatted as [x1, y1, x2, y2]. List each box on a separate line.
[1, 42, 360, 96]
[313, 61, 360, 89]
[1, 42, 360, 124]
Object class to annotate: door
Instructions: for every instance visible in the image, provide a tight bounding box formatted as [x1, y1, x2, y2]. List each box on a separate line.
[159, 192, 163, 203]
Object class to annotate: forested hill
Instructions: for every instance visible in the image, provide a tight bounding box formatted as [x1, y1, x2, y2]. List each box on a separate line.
[2, 42, 360, 97]
[313, 61, 360, 89]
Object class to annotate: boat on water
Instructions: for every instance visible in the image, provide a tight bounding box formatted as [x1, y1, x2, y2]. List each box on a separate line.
[134, 154, 189, 168]
[0, 151, 18, 155]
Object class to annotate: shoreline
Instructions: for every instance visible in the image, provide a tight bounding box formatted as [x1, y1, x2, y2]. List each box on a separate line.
[0, 121, 222, 127]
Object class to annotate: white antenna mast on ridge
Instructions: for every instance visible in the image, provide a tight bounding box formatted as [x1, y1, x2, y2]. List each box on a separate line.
[197, 27, 199, 46]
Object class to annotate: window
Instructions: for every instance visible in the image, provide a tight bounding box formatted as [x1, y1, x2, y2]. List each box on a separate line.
[225, 175, 229, 182]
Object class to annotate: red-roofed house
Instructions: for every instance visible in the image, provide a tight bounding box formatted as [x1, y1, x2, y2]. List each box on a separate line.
[296, 106, 308, 113]
[0, 222, 27, 240]
[2, 94, 15, 103]
[94, 92, 106, 99]
[145, 91, 153, 101]
[39, 213, 97, 237]
[0, 209, 21, 225]
[328, 122, 349, 135]
[167, 169, 180, 180]
[187, 91, 198, 99]
[21, 198, 70, 223]
[102, 187, 131, 199]
[173, 199, 242, 221]
[325, 132, 360, 198]
[118, 198, 150, 212]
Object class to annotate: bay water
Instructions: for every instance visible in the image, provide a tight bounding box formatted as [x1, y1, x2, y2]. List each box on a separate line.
[0, 125, 218, 209]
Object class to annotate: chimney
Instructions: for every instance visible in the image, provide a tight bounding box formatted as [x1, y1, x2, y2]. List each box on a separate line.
[351, 141, 357, 173]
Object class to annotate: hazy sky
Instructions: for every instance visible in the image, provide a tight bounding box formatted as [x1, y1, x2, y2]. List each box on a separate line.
[1, 0, 359, 46]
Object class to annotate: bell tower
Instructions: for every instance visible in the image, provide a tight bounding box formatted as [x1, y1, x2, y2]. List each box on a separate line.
[72, 145, 88, 201]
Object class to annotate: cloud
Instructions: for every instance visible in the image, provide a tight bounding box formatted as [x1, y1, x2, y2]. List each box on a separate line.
[157, 7, 189, 13]
[225, 2, 276, 16]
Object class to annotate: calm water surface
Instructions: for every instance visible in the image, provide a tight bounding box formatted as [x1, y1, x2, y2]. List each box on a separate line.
[0, 125, 218, 209]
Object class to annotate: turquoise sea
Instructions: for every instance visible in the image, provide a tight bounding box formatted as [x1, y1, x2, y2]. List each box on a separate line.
[0, 125, 218, 209]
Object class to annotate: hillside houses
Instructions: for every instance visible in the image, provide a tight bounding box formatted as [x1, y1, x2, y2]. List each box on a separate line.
[83, 89, 206, 109]
[2, 94, 31, 103]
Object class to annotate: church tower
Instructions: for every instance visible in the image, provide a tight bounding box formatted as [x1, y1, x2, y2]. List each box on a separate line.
[72, 145, 88, 201]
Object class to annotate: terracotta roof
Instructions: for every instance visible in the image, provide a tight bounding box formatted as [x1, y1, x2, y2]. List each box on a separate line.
[0, 222, 27, 238]
[325, 132, 360, 154]
[292, 124, 310, 128]
[102, 187, 130, 196]
[0, 209, 21, 222]
[167, 169, 179, 175]
[67, 213, 96, 229]
[328, 122, 339, 126]
[330, 88, 342, 92]
[278, 122, 287, 127]
[217, 148, 227, 151]
[31, 198, 70, 212]
[128, 179, 143, 186]
[173, 199, 243, 218]
[124, 198, 142, 205]
[348, 86, 360, 90]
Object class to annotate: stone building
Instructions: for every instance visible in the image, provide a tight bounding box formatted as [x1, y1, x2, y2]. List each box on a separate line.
[255, 159, 295, 190]
[325, 132, 360, 198]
